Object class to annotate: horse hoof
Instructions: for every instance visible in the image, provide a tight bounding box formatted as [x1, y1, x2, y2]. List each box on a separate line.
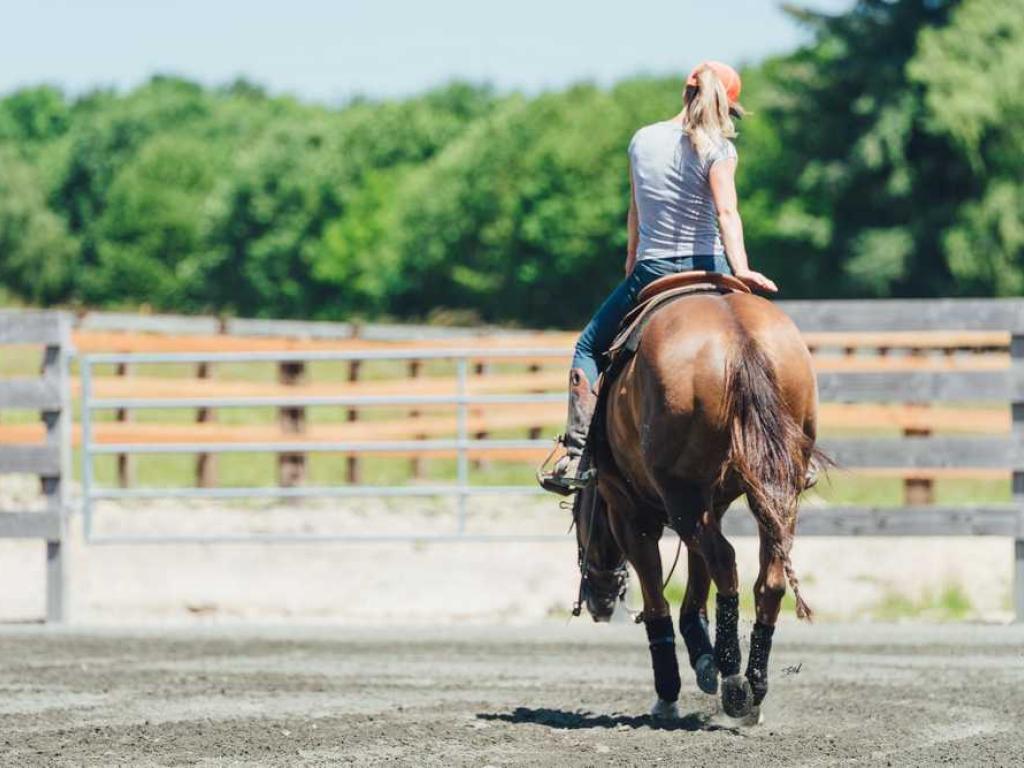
[721, 674, 753, 718]
[694, 653, 719, 695]
[650, 698, 679, 721]
[738, 705, 763, 727]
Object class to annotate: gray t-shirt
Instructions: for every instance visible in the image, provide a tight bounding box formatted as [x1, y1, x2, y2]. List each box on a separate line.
[628, 121, 737, 260]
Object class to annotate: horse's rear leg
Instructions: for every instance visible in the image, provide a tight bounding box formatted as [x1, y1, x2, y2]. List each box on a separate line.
[605, 502, 681, 719]
[679, 545, 717, 695]
[655, 480, 720, 696]
[694, 512, 752, 718]
[658, 480, 730, 698]
[746, 513, 792, 708]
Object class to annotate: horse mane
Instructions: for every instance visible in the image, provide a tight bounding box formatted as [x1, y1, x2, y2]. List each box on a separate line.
[715, 331, 823, 620]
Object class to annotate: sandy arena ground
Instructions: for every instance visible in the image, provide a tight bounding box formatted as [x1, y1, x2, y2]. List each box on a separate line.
[1, 622, 1022, 767]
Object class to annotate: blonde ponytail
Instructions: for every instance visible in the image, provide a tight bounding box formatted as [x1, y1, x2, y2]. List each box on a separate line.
[683, 66, 742, 161]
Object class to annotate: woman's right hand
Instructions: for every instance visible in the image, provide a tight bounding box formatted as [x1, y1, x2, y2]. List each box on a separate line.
[735, 269, 778, 294]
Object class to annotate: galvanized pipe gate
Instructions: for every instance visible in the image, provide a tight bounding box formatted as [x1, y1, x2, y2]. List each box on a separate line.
[79, 348, 562, 544]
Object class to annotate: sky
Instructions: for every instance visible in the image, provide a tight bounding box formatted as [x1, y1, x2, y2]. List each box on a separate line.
[1, 0, 855, 103]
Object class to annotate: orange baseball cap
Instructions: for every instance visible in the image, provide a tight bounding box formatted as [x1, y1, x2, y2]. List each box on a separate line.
[687, 61, 742, 103]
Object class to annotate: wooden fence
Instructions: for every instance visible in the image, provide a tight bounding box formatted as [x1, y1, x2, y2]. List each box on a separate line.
[2, 303, 1024, 620]
[0, 311, 71, 621]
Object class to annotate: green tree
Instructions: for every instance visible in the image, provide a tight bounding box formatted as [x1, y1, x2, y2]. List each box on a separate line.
[742, 0, 961, 298]
[3, 3, 1024, 323]
[0, 149, 78, 304]
[0, 86, 70, 145]
[909, 0, 1024, 295]
[52, 76, 210, 240]
[312, 169, 403, 317]
[198, 118, 346, 317]
[85, 135, 222, 308]
[387, 80, 678, 325]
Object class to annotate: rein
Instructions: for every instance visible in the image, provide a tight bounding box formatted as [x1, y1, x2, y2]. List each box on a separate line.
[571, 482, 599, 617]
[571, 477, 684, 622]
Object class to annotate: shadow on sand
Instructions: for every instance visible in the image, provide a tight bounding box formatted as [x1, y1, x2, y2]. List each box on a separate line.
[477, 707, 741, 734]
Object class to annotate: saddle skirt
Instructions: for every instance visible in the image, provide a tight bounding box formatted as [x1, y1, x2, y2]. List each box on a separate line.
[603, 270, 749, 374]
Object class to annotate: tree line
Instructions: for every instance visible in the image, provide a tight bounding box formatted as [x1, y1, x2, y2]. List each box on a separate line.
[1, 0, 1021, 327]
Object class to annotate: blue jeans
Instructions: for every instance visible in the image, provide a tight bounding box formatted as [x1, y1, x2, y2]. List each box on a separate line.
[572, 254, 732, 386]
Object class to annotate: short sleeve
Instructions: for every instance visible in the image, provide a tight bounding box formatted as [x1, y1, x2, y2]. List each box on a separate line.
[708, 139, 738, 168]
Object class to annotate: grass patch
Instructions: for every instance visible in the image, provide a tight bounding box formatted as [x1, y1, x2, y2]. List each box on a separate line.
[866, 582, 974, 621]
[661, 578, 798, 618]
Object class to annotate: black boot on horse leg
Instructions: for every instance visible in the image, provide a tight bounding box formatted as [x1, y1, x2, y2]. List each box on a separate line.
[744, 522, 796, 712]
[716, 592, 754, 718]
[745, 622, 774, 708]
[680, 608, 717, 695]
[604, 498, 681, 720]
[645, 615, 681, 720]
[678, 547, 717, 694]
[695, 517, 753, 716]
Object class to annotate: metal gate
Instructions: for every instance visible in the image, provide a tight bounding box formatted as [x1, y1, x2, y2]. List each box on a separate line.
[79, 348, 570, 544]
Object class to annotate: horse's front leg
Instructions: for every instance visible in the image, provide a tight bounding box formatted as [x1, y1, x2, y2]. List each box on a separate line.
[605, 503, 680, 720]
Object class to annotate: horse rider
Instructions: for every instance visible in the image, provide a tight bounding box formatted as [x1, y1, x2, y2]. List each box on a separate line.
[543, 61, 778, 493]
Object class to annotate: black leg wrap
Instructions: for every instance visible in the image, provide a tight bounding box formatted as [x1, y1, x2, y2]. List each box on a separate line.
[679, 609, 714, 669]
[714, 593, 741, 677]
[645, 615, 681, 703]
[745, 622, 774, 705]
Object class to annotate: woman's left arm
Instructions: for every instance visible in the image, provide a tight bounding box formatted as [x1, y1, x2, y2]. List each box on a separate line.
[709, 157, 777, 293]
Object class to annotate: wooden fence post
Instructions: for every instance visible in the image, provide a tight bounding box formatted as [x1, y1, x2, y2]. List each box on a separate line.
[346, 360, 361, 484]
[0, 310, 70, 622]
[527, 361, 542, 441]
[195, 361, 217, 488]
[277, 361, 307, 487]
[408, 359, 423, 480]
[1011, 333, 1024, 622]
[195, 317, 226, 488]
[472, 361, 488, 470]
[115, 362, 132, 488]
[904, 347, 934, 506]
[43, 316, 71, 622]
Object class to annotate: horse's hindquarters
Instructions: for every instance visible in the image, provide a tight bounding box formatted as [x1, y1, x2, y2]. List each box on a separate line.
[607, 295, 745, 489]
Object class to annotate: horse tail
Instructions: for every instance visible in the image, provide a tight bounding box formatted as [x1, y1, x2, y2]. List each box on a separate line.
[717, 332, 818, 620]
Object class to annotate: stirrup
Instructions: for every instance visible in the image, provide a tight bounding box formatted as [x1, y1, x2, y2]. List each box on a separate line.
[536, 435, 596, 496]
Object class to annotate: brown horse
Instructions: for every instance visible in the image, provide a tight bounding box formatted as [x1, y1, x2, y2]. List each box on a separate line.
[575, 288, 819, 722]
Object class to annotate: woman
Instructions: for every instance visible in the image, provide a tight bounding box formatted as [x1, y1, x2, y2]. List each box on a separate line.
[545, 61, 778, 492]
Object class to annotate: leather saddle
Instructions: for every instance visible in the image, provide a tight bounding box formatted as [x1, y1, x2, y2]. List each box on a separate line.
[604, 270, 749, 371]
